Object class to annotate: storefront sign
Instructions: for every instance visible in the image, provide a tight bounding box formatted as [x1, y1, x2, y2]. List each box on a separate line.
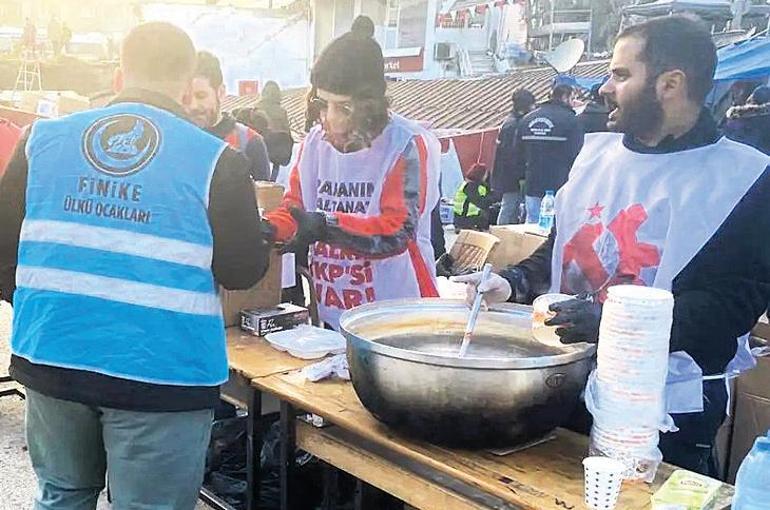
[384, 50, 425, 73]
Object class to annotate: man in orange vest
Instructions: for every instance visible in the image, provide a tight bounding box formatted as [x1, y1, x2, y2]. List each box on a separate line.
[186, 51, 270, 181]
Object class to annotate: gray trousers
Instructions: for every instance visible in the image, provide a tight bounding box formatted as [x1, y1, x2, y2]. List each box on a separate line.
[25, 389, 213, 510]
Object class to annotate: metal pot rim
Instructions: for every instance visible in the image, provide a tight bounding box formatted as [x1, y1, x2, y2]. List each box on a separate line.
[339, 298, 597, 369]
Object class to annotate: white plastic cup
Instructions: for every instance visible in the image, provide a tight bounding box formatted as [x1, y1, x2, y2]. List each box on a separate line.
[531, 293, 573, 343]
[583, 456, 625, 510]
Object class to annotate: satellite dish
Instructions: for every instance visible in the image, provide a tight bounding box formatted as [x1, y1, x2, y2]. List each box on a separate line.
[545, 39, 585, 74]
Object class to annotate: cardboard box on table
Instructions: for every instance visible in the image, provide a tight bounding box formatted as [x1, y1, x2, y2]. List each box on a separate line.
[487, 224, 548, 271]
[727, 335, 770, 482]
[220, 181, 285, 327]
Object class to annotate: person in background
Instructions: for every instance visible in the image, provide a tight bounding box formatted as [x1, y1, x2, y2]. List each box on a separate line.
[457, 15, 770, 477]
[257, 81, 291, 134]
[22, 18, 37, 56]
[187, 51, 271, 181]
[577, 83, 610, 133]
[48, 16, 63, 57]
[492, 88, 536, 225]
[453, 164, 495, 232]
[257, 81, 295, 180]
[61, 22, 72, 54]
[0, 22, 271, 508]
[518, 83, 583, 223]
[724, 85, 770, 155]
[265, 17, 441, 330]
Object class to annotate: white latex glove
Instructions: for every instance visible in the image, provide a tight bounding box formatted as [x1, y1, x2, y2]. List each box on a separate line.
[451, 271, 512, 308]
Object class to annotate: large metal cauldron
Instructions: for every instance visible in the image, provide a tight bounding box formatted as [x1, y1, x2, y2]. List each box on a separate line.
[339, 299, 596, 447]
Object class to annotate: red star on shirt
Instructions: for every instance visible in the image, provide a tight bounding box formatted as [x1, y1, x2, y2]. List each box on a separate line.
[587, 202, 604, 219]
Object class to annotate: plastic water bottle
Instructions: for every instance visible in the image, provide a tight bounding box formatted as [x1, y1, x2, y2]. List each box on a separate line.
[733, 431, 770, 509]
[538, 190, 555, 234]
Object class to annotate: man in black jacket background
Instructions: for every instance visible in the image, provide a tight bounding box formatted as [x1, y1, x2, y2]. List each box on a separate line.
[517, 84, 584, 223]
[492, 88, 535, 224]
[577, 83, 610, 134]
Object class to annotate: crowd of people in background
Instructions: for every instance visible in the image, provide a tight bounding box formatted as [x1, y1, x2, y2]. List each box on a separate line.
[20, 17, 72, 58]
[456, 69, 770, 235]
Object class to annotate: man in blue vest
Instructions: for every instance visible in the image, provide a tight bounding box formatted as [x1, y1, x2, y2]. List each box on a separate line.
[0, 22, 270, 509]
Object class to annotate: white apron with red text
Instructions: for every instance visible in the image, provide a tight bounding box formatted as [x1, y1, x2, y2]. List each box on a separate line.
[551, 133, 769, 415]
[296, 114, 440, 329]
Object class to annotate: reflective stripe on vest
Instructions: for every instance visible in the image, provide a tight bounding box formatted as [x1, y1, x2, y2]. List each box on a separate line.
[12, 103, 229, 386]
[453, 182, 488, 217]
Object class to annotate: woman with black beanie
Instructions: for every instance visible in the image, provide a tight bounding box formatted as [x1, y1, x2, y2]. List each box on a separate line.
[266, 17, 442, 329]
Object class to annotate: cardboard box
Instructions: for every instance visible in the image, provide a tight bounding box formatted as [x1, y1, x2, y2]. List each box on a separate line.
[255, 181, 284, 213]
[56, 92, 90, 116]
[220, 182, 285, 327]
[17, 90, 89, 117]
[728, 353, 770, 482]
[487, 224, 548, 271]
[221, 250, 282, 327]
[714, 377, 736, 481]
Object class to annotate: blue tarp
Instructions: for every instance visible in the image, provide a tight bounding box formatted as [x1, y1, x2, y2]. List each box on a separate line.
[714, 37, 770, 82]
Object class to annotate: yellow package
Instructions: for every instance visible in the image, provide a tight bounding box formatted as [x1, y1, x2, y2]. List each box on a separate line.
[651, 470, 721, 510]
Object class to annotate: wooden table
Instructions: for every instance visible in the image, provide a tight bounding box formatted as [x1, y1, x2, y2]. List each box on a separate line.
[201, 329, 317, 510]
[216, 329, 735, 510]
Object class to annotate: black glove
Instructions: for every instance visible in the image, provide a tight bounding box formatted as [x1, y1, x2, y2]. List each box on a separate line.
[498, 266, 530, 304]
[435, 253, 455, 277]
[545, 297, 602, 344]
[281, 207, 329, 254]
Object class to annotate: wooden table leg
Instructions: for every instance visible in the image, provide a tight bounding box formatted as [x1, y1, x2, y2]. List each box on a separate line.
[279, 401, 297, 510]
[246, 388, 263, 510]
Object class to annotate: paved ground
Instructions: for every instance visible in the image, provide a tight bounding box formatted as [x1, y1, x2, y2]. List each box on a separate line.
[0, 302, 210, 510]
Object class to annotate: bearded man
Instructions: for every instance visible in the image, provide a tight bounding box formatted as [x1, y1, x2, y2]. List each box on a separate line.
[186, 51, 270, 181]
[457, 15, 770, 477]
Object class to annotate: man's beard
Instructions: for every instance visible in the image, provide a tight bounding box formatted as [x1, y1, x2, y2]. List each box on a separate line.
[609, 81, 664, 140]
[190, 98, 220, 129]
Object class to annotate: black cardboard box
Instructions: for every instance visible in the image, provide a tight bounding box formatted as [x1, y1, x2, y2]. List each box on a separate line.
[240, 303, 309, 337]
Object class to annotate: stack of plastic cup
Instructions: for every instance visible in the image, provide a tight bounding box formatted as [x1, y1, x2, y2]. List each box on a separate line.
[589, 285, 673, 482]
[583, 456, 625, 510]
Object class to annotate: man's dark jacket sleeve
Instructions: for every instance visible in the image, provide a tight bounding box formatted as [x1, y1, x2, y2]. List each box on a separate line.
[0, 130, 28, 304]
[209, 147, 271, 289]
[669, 167, 770, 374]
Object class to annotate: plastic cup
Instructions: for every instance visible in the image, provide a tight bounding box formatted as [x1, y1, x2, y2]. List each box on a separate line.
[531, 293, 572, 343]
[583, 456, 625, 510]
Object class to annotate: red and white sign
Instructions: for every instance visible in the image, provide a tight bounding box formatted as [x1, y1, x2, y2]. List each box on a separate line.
[383, 48, 425, 73]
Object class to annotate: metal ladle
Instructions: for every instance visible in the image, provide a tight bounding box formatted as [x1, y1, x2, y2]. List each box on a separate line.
[458, 263, 493, 357]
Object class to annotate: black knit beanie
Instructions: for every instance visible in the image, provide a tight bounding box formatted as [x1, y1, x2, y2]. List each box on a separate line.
[310, 18, 385, 99]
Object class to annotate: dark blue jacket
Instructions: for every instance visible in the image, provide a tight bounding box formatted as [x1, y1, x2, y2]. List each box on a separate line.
[491, 112, 525, 194]
[518, 101, 584, 197]
[724, 102, 770, 156]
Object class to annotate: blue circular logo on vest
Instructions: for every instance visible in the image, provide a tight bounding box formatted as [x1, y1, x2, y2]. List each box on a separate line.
[83, 114, 160, 177]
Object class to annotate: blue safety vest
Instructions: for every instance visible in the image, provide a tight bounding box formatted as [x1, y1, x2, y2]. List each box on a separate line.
[12, 102, 229, 386]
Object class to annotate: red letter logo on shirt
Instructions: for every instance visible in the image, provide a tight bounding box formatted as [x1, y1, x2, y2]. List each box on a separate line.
[561, 204, 661, 300]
